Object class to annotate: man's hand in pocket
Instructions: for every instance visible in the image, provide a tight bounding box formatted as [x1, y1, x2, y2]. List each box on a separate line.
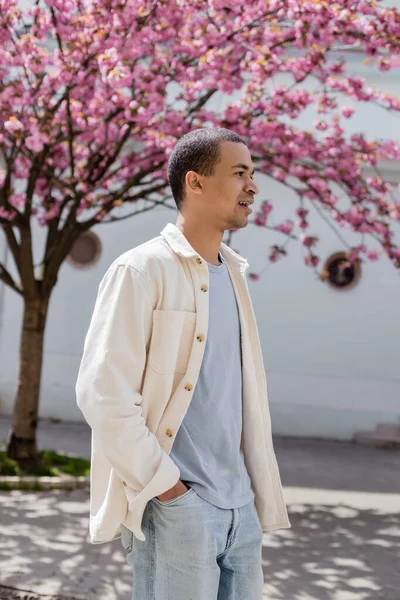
[156, 480, 189, 502]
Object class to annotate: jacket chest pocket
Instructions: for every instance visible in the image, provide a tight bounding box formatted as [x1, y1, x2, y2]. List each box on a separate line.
[148, 310, 197, 374]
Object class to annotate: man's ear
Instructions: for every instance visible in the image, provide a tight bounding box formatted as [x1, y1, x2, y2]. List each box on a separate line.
[185, 171, 203, 195]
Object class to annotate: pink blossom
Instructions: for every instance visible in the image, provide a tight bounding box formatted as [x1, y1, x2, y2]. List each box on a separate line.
[4, 117, 23, 133]
[347, 246, 366, 262]
[248, 273, 259, 281]
[314, 120, 329, 131]
[272, 169, 287, 182]
[26, 133, 49, 153]
[367, 250, 380, 261]
[304, 254, 320, 267]
[260, 201, 273, 215]
[299, 234, 317, 248]
[308, 178, 328, 194]
[0, 0, 398, 269]
[8, 193, 25, 208]
[0, 206, 17, 220]
[341, 106, 355, 118]
[296, 208, 308, 219]
[389, 204, 400, 220]
[298, 220, 309, 230]
[254, 213, 267, 227]
[276, 221, 294, 235]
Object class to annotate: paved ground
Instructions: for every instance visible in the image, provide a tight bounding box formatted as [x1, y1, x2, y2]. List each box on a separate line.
[0, 417, 399, 600]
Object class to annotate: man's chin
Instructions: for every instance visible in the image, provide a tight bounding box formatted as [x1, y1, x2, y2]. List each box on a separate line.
[227, 220, 248, 231]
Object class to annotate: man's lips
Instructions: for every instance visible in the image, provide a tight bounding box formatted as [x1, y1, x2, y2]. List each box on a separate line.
[238, 197, 254, 206]
[238, 202, 252, 213]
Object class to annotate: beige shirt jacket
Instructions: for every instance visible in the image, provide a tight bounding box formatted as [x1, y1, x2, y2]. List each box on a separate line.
[75, 222, 291, 544]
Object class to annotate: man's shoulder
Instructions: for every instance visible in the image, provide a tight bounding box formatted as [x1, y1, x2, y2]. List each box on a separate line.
[107, 234, 175, 275]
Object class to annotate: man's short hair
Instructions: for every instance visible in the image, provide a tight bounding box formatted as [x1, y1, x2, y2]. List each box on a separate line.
[167, 127, 246, 210]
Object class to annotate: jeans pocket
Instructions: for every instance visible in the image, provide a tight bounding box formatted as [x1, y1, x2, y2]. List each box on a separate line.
[152, 487, 195, 507]
[120, 523, 133, 554]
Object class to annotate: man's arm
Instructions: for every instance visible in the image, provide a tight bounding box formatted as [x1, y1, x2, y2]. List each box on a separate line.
[75, 263, 180, 494]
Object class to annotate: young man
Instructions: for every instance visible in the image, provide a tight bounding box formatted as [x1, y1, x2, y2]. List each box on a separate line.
[76, 127, 290, 599]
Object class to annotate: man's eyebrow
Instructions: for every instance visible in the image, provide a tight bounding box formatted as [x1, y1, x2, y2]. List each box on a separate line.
[231, 163, 255, 175]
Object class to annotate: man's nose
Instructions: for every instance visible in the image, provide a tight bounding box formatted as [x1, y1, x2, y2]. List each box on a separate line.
[245, 178, 259, 195]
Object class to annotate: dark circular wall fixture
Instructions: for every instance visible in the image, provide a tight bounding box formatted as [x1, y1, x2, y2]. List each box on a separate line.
[321, 251, 361, 290]
[67, 231, 102, 269]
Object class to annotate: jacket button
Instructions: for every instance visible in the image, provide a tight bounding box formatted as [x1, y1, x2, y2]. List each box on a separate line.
[200, 285, 208, 292]
[196, 257, 202, 264]
[123, 481, 127, 486]
[184, 383, 193, 391]
[196, 334, 205, 342]
[165, 428, 174, 437]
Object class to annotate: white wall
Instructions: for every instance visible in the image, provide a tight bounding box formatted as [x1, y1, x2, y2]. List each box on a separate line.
[1, 187, 399, 438]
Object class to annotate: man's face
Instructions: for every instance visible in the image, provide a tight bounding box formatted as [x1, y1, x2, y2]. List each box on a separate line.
[185, 141, 259, 231]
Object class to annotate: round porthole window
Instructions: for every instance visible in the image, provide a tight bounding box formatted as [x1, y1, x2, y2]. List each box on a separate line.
[321, 252, 361, 290]
[67, 231, 102, 269]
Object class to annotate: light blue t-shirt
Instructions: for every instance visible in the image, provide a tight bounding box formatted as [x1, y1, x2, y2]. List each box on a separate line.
[169, 251, 255, 509]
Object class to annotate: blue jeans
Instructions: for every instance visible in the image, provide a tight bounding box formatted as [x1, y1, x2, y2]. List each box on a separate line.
[120, 486, 264, 599]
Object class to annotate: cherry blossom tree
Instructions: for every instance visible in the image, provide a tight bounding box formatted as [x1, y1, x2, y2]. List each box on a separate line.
[1, 0, 400, 465]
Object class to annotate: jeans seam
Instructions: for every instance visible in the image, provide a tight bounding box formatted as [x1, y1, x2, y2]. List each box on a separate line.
[127, 530, 133, 554]
[216, 508, 239, 559]
[148, 503, 156, 600]
[229, 509, 240, 547]
[121, 525, 133, 554]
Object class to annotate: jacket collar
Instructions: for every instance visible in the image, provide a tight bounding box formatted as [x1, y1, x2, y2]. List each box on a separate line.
[160, 222, 249, 272]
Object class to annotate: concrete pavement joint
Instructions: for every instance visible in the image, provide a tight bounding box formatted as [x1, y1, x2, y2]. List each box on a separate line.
[0, 475, 89, 491]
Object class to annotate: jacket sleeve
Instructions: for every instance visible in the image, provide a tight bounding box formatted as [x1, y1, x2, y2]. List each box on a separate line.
[75, 263, 180, 493]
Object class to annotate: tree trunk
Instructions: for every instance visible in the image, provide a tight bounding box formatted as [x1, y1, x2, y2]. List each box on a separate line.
[7, 297, 49, 467]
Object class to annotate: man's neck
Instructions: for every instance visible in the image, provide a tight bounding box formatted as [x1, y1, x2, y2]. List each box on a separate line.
[175, 217, 223, 266]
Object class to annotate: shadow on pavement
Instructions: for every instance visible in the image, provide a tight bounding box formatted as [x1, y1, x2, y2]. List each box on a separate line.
[262, 503, 400, 600]
[0, 489, 132, 599]
[0, 488, 399, 600]
[0, 420, 399, 598]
